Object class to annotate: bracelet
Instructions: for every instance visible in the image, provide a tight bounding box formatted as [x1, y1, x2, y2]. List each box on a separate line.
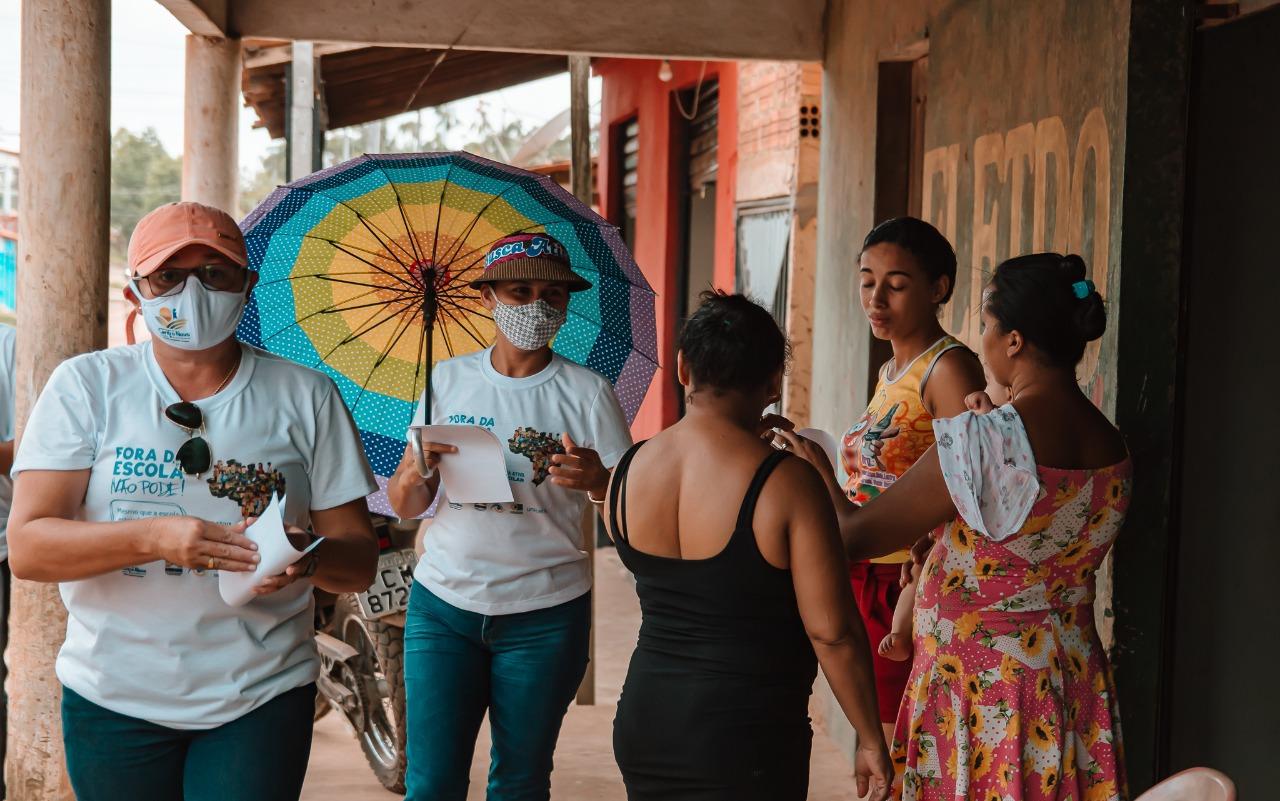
[587, 491, 607, 505]
[301, 553, 320, 578]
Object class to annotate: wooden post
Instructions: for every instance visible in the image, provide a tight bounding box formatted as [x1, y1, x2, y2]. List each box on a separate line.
[182, 35, 242, 213]
[569, 56, 593, 207]
[575, 506, 596, 705]
[10, 0, 111, 798]
[569, 54, 596, 706]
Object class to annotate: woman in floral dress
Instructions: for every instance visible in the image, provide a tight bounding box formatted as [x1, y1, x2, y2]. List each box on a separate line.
[783, 252, 1129, 801]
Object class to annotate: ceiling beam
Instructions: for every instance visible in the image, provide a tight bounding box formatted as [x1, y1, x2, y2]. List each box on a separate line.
[223, 0, 825, 61]
[241, 42, 371, 70]
[155, 0, 229, 37]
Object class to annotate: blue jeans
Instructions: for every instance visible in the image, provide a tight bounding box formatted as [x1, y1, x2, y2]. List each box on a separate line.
[404, 582, 591, 801]
[61, 683, 316, 801]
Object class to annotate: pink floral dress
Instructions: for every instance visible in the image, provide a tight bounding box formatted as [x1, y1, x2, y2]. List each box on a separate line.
[892, 406, 1131, 801]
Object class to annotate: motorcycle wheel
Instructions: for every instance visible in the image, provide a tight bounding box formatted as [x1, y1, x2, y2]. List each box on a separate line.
[334, 594, 408, 793]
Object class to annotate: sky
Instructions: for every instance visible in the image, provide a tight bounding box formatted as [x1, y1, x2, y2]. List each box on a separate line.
[0, 0, 598, 173]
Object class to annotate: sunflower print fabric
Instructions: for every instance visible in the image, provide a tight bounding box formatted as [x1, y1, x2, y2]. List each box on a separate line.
[891, 422, 1132, 801]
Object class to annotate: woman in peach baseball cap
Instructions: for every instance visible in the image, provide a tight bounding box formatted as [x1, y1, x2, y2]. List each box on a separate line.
[8, 202, 380, 800]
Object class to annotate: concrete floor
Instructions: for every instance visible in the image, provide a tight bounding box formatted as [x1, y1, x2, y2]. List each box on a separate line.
[301, 549, 860, 800]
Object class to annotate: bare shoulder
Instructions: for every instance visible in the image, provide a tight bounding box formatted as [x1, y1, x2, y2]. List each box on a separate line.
[757, 453, 835, 520]
[1017, 395, 1128, 467]
[924, 346, 986, 416]
[931, 346, 985, 388]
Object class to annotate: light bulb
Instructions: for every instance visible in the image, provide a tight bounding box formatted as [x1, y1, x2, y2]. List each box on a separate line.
[657, 60, 673, 83]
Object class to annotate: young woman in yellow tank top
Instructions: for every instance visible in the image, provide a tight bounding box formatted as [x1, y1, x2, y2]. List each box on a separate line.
[788, 218, 986, 754]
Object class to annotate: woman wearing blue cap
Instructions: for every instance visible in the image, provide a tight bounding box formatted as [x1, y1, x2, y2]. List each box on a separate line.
[388, 233, 632, 801]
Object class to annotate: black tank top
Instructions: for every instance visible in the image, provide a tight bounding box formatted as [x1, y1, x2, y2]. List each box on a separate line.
[609, 442, 817, 683]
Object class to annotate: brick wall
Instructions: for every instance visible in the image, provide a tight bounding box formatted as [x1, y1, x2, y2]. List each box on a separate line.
[739, 62, 803, 159]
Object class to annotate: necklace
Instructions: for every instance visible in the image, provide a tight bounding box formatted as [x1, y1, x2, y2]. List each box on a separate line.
[211, 357, 239, 396]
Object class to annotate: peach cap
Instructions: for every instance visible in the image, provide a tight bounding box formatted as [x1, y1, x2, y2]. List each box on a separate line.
[127, 202, 247, 277]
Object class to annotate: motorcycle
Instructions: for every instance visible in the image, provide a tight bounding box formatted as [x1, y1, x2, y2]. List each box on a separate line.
[313, 514, 420, 793]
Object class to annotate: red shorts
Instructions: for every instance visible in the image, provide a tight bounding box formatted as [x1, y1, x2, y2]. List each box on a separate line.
[849, 561, 912, 724]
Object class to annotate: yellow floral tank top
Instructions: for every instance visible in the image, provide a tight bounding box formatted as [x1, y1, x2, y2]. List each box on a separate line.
[840, 335, 968, 563]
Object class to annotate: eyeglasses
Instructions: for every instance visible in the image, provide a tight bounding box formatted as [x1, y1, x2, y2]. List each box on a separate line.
[137, 264, 248, 299]
[165, 402, 211, 476]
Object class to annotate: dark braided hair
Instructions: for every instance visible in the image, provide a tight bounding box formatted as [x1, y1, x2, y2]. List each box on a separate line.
[985, 253, 1106, 368]
[862, 216, 959, 304]
[679, 291, 789, 395]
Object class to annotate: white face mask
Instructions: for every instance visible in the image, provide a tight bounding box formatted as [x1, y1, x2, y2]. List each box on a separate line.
[491, 296, 567, 351]
[132, 277, 247, 351]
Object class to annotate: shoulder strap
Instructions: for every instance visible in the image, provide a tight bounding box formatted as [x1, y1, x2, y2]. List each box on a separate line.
[608, 441, 646, 544]
[734, 450, 791, 533]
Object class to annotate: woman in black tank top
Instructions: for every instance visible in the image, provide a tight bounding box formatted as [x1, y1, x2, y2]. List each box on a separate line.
[606, 294, 892, 801]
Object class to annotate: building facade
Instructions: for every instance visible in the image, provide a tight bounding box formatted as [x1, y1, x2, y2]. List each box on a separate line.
[595, 58, 823, 436]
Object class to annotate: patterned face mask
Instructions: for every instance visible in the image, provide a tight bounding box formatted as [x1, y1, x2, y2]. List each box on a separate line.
[491, 296, 567, 351]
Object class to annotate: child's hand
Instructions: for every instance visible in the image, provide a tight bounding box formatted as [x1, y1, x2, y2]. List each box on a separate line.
[908, 533, 935, 572]
[964, 391, 997, 414]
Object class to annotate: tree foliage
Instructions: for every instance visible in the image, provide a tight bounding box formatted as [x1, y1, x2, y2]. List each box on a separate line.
[239, 141, 285, 218]
[110, 128, 181, 258]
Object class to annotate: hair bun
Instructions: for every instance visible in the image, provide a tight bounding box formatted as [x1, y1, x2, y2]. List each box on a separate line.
[1072, 290, 1107, 342]
[1059, 254, 1105, 341]
[1059, 254, 1088, 283]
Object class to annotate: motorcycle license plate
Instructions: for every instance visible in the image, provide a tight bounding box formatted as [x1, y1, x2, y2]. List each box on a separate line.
[356, 549, 418, 619]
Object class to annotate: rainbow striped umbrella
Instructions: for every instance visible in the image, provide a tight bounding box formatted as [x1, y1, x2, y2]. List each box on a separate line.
[237, 152, 657, 516]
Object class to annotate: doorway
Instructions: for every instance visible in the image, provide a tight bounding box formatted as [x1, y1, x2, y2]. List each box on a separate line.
[674, 80, 719, 416]
[867, 55, 927, 397]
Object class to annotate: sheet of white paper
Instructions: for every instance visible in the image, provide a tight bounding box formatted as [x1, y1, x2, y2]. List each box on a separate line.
[219, 493, 324, 607]
[410, 424, 515, 504]
[797, 427, 840, 475]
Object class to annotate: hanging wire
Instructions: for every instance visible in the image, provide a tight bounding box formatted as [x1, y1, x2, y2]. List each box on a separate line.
[673, 61, 709, 122]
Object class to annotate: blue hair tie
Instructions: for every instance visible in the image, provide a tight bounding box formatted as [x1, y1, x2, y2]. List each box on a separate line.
[1072, 279, 1095, 299]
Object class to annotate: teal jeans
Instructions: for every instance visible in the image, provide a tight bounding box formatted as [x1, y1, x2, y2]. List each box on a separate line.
[404, 582, 591, 801]
[61, 683, 316, 801]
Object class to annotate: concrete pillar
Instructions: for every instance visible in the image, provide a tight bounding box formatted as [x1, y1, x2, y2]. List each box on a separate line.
[11, 0, 111, 798]
[287, 41, 319, 181]
[182, 35, 241, 213]
[362, 120, 382, 154]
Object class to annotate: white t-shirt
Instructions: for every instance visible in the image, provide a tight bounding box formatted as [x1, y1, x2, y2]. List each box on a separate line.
[0, 323, 15, 560]
[12, 342, 376, 729]
[411, 348, 632, 615]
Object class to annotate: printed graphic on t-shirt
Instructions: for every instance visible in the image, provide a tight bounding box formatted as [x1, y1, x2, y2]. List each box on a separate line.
[850, 401, 902, 472]
[842, 395, 935, 504]
[841, 400, 908, 503]
[207, 459, 287, 518]
[110, 446, 189, 498]
[507, 427, 564, 486]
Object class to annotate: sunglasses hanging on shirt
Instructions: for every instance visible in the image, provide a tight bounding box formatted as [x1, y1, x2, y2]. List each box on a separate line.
[165, 402, 212, 476]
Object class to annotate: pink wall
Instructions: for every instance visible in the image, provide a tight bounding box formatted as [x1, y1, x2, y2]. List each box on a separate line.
[595, 58, 738, 438]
